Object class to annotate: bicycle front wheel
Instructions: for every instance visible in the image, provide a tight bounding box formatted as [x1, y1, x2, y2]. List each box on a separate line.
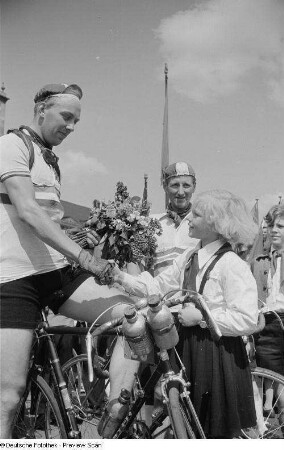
[242, 367, 284, 439]
[62, 353, 109, 439]
[166, 382, 205, 439]
[12, 374, 67, 439]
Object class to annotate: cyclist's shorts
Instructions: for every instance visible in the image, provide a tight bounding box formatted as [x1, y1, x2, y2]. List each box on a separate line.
[0, 266, 92, 329]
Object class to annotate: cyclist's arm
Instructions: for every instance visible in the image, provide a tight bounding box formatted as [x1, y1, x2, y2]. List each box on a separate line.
[3, 175, 81, 262]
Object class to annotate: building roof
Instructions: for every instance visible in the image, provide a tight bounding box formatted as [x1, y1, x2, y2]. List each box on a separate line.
[61, 200, 90, 224]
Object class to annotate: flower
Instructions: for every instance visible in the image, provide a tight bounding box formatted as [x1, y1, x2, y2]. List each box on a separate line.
[88, 182, 162, 269]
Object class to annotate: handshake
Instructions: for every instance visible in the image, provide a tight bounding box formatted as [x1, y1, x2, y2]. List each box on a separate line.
[65, 223, 123, 285]
[77, 249, 121, 286]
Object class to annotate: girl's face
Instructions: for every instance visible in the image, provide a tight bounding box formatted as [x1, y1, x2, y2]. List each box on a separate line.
[188, 207, 219, 246]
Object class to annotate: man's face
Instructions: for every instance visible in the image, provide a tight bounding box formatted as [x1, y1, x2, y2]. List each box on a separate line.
[165, 175, 195, 213]
[270, 217, 284, 251]
[40, 96, 81, 146]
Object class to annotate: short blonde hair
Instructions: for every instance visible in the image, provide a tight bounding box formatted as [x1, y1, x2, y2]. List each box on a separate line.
[192, 190, 258, 247]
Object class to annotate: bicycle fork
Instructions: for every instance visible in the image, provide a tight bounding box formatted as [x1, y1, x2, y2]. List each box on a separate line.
[161, 373, 206, 439]
[159, 350, 206, 439]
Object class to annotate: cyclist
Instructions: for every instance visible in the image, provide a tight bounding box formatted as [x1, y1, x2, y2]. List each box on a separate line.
[151, 162, 198, 275]
[0, 83, 135, 438]
[110, 190, 259, 438]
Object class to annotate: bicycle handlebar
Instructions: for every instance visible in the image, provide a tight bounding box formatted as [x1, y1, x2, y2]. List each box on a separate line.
[85, 290, 223, 381]
[162, 289, 222, 342]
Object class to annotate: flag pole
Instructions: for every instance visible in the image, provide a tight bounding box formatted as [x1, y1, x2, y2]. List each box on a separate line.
[161, 63, 169, 209]
[251, 198, 259, 225]
[141, 173, 149, 216]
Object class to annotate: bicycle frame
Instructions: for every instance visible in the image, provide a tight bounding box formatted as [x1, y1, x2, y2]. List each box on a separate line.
[112, 348, 206, 439]
[32, 310, 81, 438]
[159, 351, 206, 439]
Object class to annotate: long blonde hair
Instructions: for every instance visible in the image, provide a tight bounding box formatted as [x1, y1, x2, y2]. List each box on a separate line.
[192, 190, 258, 247]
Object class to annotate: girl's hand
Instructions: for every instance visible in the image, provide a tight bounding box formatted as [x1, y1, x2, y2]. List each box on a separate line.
[111, 264, 124, 283]
[178, 304, 203, 327]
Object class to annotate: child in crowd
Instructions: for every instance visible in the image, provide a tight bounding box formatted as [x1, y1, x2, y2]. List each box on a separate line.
[111, 189, 259, 438]
[252, 204, 284, 429]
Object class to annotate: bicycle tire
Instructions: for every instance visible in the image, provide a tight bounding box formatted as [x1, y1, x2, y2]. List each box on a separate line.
[62, 353, 109, 439]
[242, 367, 284, 439]
[12, 374, 67, 439]
[166, 383, 197, 439]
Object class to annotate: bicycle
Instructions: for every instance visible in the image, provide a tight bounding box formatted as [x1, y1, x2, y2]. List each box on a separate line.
[77, 288, 225, 439]
[59, 324, 120, 439]
[241, 309, 284, 439]
[11, 308, 104, 439]
[77, 290, 284, 439]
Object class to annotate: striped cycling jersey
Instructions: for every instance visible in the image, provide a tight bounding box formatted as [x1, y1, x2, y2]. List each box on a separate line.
[0, 132, 68, 283]
[151, 212, 199, 275]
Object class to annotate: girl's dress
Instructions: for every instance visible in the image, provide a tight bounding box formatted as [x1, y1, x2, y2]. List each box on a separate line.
[177, 326, 256, 437]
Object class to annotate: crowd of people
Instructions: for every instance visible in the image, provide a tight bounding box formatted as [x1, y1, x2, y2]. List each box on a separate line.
[0, 82, 283, 439]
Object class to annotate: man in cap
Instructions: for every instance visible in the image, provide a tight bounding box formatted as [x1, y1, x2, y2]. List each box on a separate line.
[0, 83, 133, 438]
[152, 161, 199, 275]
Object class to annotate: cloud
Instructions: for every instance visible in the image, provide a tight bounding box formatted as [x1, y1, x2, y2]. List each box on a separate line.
[60, 151, 108, 177]
[156, 0, 284, 104]
[59, 150, 108, 206]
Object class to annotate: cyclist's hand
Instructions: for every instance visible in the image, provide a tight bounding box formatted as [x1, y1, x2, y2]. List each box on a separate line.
[66, 227, 100, 248]
[78, 249, 115, 284]
[84, 228, 101, 247]
[178, 304, 203, 327]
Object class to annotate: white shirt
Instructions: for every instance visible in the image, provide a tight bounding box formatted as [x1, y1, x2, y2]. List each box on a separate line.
[121, 239, 258, 337]
[151, 212, 198, 275]
[0, 133, 67, 283]
[266, 255, 284, 313]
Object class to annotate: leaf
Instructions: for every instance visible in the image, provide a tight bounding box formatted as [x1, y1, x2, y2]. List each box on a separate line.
[108, 234, 115, 246]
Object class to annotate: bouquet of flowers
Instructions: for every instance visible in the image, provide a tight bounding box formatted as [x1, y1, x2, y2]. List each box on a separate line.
[85, 182, 162, 270]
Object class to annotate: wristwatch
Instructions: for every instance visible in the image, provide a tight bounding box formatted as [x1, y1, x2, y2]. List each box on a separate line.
[198, 319, 207, 329]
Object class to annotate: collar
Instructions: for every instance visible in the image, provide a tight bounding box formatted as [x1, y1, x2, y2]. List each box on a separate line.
[19, 125, 60, 180]
[197, 239, 226, 270]
[20, 125, 53, 150]
[166, 203, 192, 227]
[160, 211, 191, 220]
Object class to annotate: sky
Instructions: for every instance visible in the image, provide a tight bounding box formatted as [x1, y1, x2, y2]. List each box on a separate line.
[1, 0, 284, 218]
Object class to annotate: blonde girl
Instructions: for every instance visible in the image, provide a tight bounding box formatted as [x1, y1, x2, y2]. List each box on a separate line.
[112, 190, 259, 438]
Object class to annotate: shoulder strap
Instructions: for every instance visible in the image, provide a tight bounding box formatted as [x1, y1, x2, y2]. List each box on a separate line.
[7, 129, 35, 170]
[199, 244, 232, 294]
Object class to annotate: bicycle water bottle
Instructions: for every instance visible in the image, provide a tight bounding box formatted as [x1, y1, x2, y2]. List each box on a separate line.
[98, 388, 131, 438]
[147, 294, 179, 350]
[122, 305, 153, 360]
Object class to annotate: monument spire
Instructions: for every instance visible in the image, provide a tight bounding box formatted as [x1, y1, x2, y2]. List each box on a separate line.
[0, 83, 10, 136]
